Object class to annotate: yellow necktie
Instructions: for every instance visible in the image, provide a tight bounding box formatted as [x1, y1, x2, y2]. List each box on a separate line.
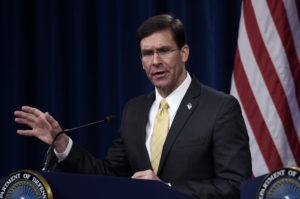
[151, 98, 170, 174]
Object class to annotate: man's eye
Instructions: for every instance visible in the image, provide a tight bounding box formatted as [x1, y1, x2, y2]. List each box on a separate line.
[158, 48, 170, 54]
[143, 51, 154, 56]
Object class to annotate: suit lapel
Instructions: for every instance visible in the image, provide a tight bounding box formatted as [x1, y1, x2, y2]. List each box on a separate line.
[138, 92, 155, 168]
[157, 77, 202, 174]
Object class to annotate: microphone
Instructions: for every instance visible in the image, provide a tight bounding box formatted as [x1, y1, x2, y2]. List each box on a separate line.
[42, 115, 116, 172]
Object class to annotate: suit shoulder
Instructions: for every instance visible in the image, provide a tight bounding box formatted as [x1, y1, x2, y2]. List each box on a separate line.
[201, 84, 236, 100]
[124, 91, 154, 109]
[190, 76, 236, 102]
[198, 84, 240, 108]
[127, 91, 153, 103]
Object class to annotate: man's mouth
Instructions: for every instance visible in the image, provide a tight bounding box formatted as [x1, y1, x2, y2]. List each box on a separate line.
[152, 71, 167, 78]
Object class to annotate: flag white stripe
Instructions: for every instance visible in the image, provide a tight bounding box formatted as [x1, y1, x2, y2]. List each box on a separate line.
[283, 0, 300, 62]
[231, 0, 300, 176]
[252, 0, 300, 142]
[237, 7, 296, 167]
[230, 77, 269, 176]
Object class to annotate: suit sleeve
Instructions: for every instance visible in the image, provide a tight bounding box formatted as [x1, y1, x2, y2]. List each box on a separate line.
[57, 135, 133, 177]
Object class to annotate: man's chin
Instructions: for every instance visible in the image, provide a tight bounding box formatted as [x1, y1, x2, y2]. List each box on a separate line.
[152, 81, 169, 90]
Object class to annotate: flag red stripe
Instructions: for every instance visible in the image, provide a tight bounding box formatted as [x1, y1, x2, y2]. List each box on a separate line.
[267, 0, 300, 110]
[234, 50, 283, 170]
[296, 0, 300, 21]
[243, 0, 300, 166]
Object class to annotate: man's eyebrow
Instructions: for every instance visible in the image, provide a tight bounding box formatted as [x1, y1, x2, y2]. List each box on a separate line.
[142, 46, 171, 51]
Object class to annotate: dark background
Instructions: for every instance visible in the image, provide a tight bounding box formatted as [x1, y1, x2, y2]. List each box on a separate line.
[0, 0, 242, 177]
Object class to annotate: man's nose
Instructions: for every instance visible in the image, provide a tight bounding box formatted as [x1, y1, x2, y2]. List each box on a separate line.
[152, 52, 162, 64]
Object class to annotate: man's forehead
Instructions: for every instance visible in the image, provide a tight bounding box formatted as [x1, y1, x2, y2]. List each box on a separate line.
[140, 31, 175, 50]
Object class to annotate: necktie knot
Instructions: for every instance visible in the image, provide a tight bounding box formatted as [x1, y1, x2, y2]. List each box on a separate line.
[160, 98, 169, 110]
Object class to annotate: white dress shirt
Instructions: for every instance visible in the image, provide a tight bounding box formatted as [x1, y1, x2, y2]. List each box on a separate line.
[145, 72, 191, 159]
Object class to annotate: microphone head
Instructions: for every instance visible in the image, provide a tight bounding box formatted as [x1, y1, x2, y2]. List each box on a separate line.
[105, 115, 116, 123]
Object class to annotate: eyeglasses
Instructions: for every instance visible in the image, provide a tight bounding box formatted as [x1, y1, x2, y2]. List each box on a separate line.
[141, 47, 178, 62]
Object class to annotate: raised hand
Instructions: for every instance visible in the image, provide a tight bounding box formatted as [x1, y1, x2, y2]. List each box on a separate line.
[14, 106, 68, 152]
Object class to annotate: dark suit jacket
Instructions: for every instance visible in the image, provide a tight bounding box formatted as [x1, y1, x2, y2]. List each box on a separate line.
[58, 76, 252, 199]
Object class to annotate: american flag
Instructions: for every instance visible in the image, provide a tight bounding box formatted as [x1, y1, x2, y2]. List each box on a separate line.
[230, 0, 300, 177]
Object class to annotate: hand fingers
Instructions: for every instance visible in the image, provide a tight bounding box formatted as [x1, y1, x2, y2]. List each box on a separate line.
[16, 129, 35, 136]
[14, 111, 36, 127]
[45, 112, 62, 131]
[17, 129, 52, 145]
[15, 106, 51, 132]
[131, 171, 142, 178]
[14, 117, 32, 126]
[14, 106, 44, 124]
[132, 169, 154, 179]
[14, 106, 60, 145]
[21, 106, 44, 117]
[45, 113, 54, 126]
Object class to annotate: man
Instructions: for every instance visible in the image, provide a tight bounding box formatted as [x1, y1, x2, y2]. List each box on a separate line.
[14, 14, 252, 198]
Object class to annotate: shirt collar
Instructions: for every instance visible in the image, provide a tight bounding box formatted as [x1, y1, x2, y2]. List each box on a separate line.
[155, 72, 192, 112]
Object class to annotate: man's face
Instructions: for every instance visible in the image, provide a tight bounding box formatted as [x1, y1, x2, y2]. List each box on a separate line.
[140, 29, 189, 97]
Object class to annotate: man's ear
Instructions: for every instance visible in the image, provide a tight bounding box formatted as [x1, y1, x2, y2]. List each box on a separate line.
[180, 44, 190, 62]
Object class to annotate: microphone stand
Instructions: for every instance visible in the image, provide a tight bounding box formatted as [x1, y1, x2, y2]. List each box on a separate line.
[42, 115, 115, 172]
